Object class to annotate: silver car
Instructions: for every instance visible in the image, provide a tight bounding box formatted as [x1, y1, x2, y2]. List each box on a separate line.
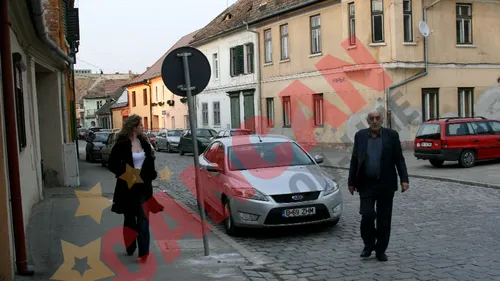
[198, 135, 343, 236]
[156, 129, 183, 152]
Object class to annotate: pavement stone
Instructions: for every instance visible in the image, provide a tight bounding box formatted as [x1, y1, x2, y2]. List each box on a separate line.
[154, 150, 500, 281]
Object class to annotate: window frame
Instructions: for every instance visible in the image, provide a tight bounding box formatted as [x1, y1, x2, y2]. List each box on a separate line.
[132, 91, 136, 107]
[143, 88, 148, 105]
[403, 0, 413, 43]
[212, 53, 219, 79]
[456, 3, 473, 45]
[457, 88, 474, 118]
[266, 98, 275, 127]
[348, 3, 356, 46]
[310, 15, 322, 54]
[313, 94, 324, 127]
[213, 101, 221, 126]
[371, 0, 385, 43]
[422, 88, 439, 122]
[282, 96, 292, 128]
[280, 24, 289, 60]
[201, 102, 209, 125]
[264, 29, 272, 63]
[244, 43, 254, 74]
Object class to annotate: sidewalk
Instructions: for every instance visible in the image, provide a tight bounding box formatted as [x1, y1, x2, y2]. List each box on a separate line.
[16, 159, 251, 281]
[309, 148, 500, 189]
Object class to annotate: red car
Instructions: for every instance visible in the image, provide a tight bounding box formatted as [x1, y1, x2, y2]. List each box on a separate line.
[414, 116, 500, 167]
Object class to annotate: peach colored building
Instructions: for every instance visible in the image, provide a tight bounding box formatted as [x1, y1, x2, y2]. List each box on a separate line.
[126, 30, 198, 130]
[245, 0, 500, 148]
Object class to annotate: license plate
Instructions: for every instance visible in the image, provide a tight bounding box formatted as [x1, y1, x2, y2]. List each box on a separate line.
[421, 142, 432, 147]
[282, 207, 316, 218]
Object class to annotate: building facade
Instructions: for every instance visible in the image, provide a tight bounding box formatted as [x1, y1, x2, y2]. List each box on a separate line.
[0, 0, 80, 279]
[247, 0, 500, 148]
[127, 31, 197, 131]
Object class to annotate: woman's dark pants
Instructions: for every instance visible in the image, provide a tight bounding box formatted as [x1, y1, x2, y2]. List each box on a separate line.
[123, 204, 150, 257]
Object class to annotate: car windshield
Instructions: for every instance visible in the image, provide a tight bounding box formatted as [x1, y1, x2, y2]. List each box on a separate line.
[94, 133, 109, 142]
[196, 129, 216, 138]
[167, 130, 182, 136]
[227, 142, 314, 171]
[416, 124, 441, 139]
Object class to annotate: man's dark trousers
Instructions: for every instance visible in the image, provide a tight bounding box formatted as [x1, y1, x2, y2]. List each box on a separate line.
[359, 181, 395, 254]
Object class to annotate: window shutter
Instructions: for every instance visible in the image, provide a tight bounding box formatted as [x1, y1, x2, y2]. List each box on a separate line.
[62, 0, 69, 35]
[236, 45, 244, 75]
[230, 48, 234, 77]
[248, 43, 254, 73]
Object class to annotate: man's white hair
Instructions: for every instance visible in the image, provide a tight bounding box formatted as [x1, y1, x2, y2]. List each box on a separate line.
[366, 109, 384, 119]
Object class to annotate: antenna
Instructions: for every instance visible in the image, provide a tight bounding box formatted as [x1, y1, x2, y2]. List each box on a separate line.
[419, 21, 430, 37]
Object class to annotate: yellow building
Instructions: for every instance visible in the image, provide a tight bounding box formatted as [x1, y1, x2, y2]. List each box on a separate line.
[127, 30, 198, 130]
[247, 0, 500, 148]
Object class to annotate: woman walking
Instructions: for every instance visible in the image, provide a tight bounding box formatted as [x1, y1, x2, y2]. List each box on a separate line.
[108, 114, 162, 262]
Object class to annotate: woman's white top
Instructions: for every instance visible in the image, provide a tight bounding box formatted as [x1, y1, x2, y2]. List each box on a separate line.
[132, 150, 146, 169]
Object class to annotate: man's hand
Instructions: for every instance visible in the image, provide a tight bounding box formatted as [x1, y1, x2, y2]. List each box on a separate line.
[401, 182, 409, 193]
[348, 186, 356, 195]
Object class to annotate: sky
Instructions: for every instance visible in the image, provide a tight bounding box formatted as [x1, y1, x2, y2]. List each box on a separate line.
[74, 0, 237, 74]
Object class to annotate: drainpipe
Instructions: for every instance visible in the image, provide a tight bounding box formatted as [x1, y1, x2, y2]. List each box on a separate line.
[147, 80, 153, 130]
[384, 0, 441, 128]
[243, 20, 262, 134]
[0, 0, 35, 276]
[28, 0, 74, 65]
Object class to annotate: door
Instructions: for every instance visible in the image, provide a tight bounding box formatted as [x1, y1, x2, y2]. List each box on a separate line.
[202, 142, 222, 213]
[157, 132, 166, 150]
[101, 133, 115, 162]
[230, 95, 240, 129]
[487, 121, 500, 158]
[243, 92, 255, 133]
[469, 121, 495, 160]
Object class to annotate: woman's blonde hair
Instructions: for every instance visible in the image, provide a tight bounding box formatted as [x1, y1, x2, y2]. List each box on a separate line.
[117, 114, 142, 139]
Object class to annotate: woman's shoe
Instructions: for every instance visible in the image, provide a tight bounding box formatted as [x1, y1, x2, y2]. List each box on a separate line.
[138, 253, 149, 263]
[126, 250, 135, 256]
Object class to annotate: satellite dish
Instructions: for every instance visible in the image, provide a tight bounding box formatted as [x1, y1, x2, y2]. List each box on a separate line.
[419, 21, 430, 37]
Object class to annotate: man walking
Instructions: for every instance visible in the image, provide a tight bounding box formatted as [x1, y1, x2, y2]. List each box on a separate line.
[348, 110, 409, 262]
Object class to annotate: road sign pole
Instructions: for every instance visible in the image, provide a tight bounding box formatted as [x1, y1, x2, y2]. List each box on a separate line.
[178, 52, 210, 256]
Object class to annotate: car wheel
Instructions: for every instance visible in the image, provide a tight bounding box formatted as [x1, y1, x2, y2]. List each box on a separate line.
[179, 149, 184, 156]
[223, 200, 239, 236]
[429, 159, 444, 167]
[167, 143, 171, 153]
[459, 150, 476, 168]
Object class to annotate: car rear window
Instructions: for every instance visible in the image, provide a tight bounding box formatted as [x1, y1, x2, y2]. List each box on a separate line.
[416, 123, 441, 139]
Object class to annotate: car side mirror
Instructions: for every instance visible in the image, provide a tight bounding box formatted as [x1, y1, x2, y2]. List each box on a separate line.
[205, 163, 219, 172]
[314, 155, 324, 164]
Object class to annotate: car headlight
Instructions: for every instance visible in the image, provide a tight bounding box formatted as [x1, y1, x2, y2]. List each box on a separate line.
[231, 188, 269, 202]
[323, 178, 339, 196]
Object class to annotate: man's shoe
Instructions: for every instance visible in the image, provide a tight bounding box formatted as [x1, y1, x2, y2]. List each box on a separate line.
[376, 253, 388, 261]
[360, 247, 374, 258]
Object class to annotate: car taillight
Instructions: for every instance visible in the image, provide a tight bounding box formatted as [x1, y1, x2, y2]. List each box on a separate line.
[441, 140, 447, 148]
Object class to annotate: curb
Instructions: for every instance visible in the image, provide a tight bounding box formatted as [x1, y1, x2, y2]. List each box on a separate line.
[320, 165, 500, 190]
[157, 187, 270, 268]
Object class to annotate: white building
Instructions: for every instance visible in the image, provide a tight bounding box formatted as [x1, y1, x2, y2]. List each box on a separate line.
[190, 4, 261, 134]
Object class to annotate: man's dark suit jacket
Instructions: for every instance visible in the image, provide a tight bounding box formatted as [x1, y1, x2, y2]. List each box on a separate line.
[348, 128, 409, 195]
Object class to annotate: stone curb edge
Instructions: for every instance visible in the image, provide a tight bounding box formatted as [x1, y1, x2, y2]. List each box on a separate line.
[157, 187, 270, 271]
[320, 165, 500, 190]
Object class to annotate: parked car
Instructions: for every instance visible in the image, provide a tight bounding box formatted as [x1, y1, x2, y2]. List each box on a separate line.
[213, 129, 253, 139]
[198, 135, 343, 236]
[156, 129, 183, 152]
[414, 116, 500, 168]
[85, 126, 102, 141]
[147, 131, 159, 150]
[178, 128, 217, 156]
[101, 130, 155, 166]
[86, 131, 111, 162]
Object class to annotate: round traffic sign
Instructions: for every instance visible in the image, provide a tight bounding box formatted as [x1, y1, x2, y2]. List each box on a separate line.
[161, 46, 211, 97]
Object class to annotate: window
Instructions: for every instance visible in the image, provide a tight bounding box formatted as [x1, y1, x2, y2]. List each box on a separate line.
[456, 4, 472, 44]
[313, 94, 323, 126]
[403, 0, 412, 42]
[264, 29, 272, 63]
[310, 15, 321, 54]
[12, 54, 26, 150]
[202, 103, 208, 125]
[422, 89, 439, 121]
[280, 24, 289, 60]
[212, 53, 219, 79]
[143, 88, 148, 105]
[132, 91, 136, 107]
[446, 123, 470, 136]
[371, 0, 384, 43]
[97, 100, 103, 109]
[213, 101, 221, 126]
[282, 96, 291, 127]
[245, 43, 254, 74]
[144, 117, 148, 130]
[266, 98, 275, 127]
[488, 121, 500, 134]
[230, 45, 245, 76]
[458, 88, 474, 117]
[348, 3, 356, 45]
[470, 122, 492, 135]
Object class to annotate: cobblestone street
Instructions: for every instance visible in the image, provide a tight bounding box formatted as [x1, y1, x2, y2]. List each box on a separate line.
[155, 150, 500, 281]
